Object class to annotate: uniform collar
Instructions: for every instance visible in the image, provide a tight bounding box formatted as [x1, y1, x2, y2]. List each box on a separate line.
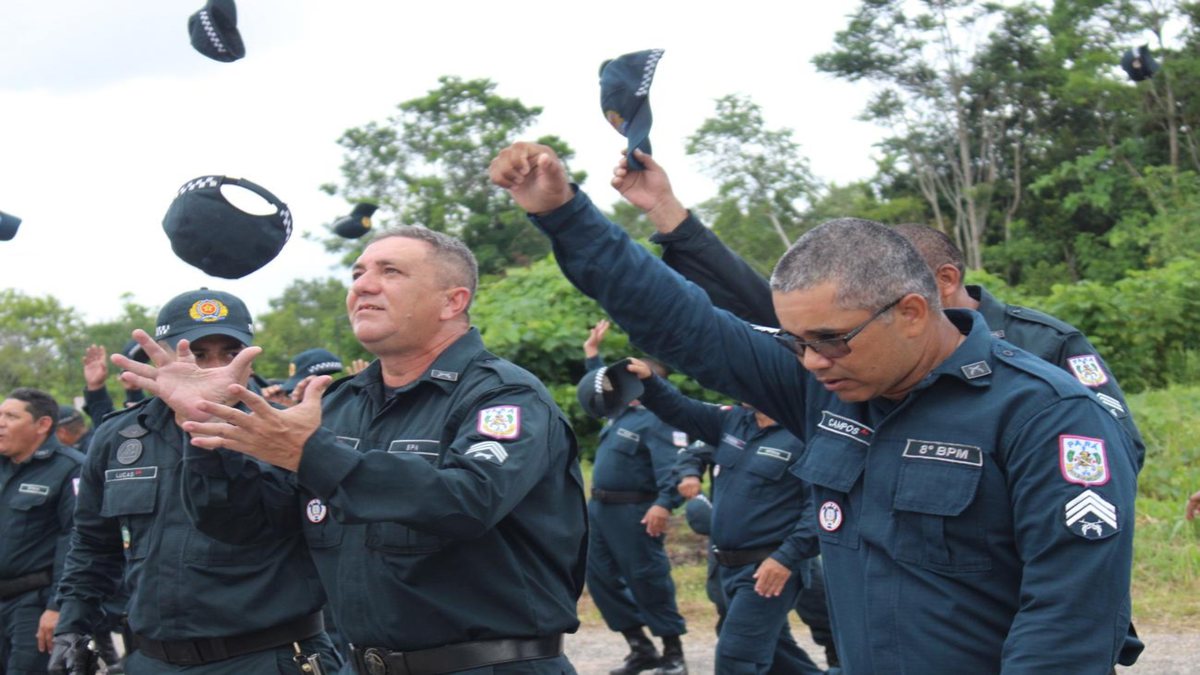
[966, 284, 1007, 335]
[922, 308, 996, 389]
[138, 397, 178, 433]
[28, 436, 64, 462]
[348, 328, 487, 399]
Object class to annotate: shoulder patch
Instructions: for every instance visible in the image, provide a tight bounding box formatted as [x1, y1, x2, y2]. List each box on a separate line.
[1059, 435, 1110, 486]
[1064, 489, 1118, 540]
[306, 498, 328, 523]
[1067, 354, 1109, 387]
[477, 405, 521, 440]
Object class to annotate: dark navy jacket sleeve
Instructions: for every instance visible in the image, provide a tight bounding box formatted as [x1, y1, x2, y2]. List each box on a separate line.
[999, 397, 1137, 671]
[55, 430, 124, 634]
[531, 190, 810, 437]
[296, 385, 561, 540]
[1054, 333, 1146, 469]
[585, 355, 605, 371]
[673, 442, 713, 481]
[82, 387, 115, 425]
[49, 463, 79, 609]
[651, 211, 780, 328]
[639, 375, 725, 447]
[769, 487, 818, 572]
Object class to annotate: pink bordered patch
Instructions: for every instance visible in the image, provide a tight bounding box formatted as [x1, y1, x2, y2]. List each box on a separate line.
[818, 500, 843, 532]
[1059, 435, 1110, 486]
[306, 498, 328, 524]
[1067, 354, 1109, 387]
[477, 405, 521, 440]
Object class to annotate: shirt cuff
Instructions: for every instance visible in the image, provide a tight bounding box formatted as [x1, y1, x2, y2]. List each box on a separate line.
[296, 427, 363, 498]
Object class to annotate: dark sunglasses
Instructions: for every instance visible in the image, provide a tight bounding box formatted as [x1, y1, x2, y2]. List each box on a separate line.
[773, 296, 904, 359]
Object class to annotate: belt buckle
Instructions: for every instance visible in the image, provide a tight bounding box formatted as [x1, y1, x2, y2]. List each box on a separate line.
[362, 648, 388, 675]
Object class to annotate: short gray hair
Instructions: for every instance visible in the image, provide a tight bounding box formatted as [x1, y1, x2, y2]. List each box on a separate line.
[770, 218, 940, 312]
[372, 227, 479, 311]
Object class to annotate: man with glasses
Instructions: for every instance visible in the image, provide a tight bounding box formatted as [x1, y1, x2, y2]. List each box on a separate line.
[490, 142, 1139, 674]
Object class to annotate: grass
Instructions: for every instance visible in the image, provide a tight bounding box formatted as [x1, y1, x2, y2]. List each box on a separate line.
[578, 384, 1200, 632]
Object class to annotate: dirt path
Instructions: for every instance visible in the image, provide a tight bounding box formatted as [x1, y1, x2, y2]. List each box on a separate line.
[564, 625, 1200, 674]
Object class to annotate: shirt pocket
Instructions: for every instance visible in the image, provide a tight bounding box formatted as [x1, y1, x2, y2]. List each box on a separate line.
[795, 434, 866, 550]
[892, 458, 991, 573]
[301, 498, 344, 550]
[7, 489, 52, 539]
[100, 478, 157, 560]
[366, 523, 445, 556]
[731, 449, 793, 499]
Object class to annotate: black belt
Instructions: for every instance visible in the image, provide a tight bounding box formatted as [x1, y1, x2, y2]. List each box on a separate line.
[592, 488, 658, 504]
[0, 569, 52, 601]
[351, 635, 563, 675]
[713, 544, 780, 567]
[133, 611, 324, 666]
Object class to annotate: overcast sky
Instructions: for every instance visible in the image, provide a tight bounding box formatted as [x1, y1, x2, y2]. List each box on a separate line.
[0, 0, 885, 324]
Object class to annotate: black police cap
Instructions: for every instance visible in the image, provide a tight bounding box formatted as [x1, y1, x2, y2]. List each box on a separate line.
[332, 203, 379, 239]
[1121, 45, 1160, 82]
[0, 211, 21, 241]
[282, 348, 344, 393]
[685, 493, 713, 535]
[576, 357, 645, 419]
[121, 338, 150, 364]
[162, 175, 292, 279]
[188, 0, 245, 63]
[57, 405, 84, 425]
[154, 288, 254, 349]
[600, 49, 665, 171]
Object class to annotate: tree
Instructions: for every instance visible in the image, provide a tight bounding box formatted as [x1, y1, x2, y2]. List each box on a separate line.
[253, 278, 371, 381]
[320, 76, 584, 275]
[685, 94, 820, 270]
[0, 290, 89, 404]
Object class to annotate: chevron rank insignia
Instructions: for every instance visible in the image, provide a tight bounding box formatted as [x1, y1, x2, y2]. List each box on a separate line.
[464, 441, 509, 465]
[1064, 489, 1119, 540]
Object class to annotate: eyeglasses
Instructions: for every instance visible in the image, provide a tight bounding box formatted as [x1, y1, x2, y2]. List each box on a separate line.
[773, 297, 904, 360]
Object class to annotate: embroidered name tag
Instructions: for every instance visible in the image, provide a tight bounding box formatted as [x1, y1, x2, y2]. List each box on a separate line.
[617, 428, 641, 442]
[104, 467, 158, 482]
[902, 440, 983, 467]
[18, 483, 49, 496]
[721, 433, 745, 449]
[818, 411, 874, 445]
[756, 447, 792, 462]
[387, 439, 440, 456]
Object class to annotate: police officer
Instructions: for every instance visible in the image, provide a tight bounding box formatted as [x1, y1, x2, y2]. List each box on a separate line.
[492, 141, 1140, 673]
[580, 321, 689, 675]
[51, 289, 341, 674]
[53, 407, 91, 454]
[81, 343, 147, 424]
[0, 388, 83, 675]
[132, 228, 586, 674]
[622, 359, 823, 675]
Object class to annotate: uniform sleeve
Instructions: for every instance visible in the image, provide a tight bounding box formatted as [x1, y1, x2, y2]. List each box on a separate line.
[769, 483, 819, 573]
[639, 374, 727, 448]
[531, 190, 809, 435]
[674, 441, 714, 480]
[48, 462, 80, 610]
[642, 416, 687, 511]
[82, 387, 115, 426]
[296, 385, 565, 540]
[585, 355, 605, 371]
[55, 435, 123, 634]
[180, 443, 304, 544]
[1054, 333, 1146, 470]
[651, 211, 780, 328]
[999, 398, 1137, 672]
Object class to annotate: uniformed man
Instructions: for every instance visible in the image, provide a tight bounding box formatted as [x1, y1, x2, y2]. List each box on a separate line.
[491, 141, 1140, 673]
[54, 407, 91, 454]
[81, 343, 147, 424]
[0, 388, 83, 675]
[51, 289, 341, 674]
[127, 228, 587, 674]
[622, 359, 823, 675]
[580, 321, 689, 675]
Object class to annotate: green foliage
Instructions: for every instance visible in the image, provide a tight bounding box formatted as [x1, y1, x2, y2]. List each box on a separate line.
[321, 76, 585, 275]
[0, 290, 90, 405]
[1035, 258, 1200, 391]
[253, 278, 372, 381]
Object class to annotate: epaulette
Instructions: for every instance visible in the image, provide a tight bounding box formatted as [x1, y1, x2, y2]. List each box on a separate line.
[100, 397, 152, 423]
[1003, 304, 1081, 337]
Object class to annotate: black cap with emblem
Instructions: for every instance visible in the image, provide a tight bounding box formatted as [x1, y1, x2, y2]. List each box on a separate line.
[576, 357, 645, 419]
[162, 175, 292, 279]
[188, 0, 245, 63]
[282, 348, 344, 393]
[0, 211, 20, 241]
[332, 203, 379, 239]
[154, 288, 254, 349]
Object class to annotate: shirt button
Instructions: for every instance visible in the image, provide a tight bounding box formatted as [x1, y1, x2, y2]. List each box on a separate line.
[1002, 350, 1014, 356]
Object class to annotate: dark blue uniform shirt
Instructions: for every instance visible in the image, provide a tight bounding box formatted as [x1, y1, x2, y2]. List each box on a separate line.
[640, 377, 817, 572]
[183, 329, 588, 651]
[530, 190, 1139, 674]
[56, 397, 327, 640]
[592, 404, 687, 511]
[0, 437, 82, 603]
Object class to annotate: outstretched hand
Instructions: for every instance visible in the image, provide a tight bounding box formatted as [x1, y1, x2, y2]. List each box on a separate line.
[112, 329, 261, 423]
[183, 376, 334, 472]
[583, 319, 610, 358]
[490, 142, 575, 215]
[611, 149, 687, 233]
[82, 345, 108, 390]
